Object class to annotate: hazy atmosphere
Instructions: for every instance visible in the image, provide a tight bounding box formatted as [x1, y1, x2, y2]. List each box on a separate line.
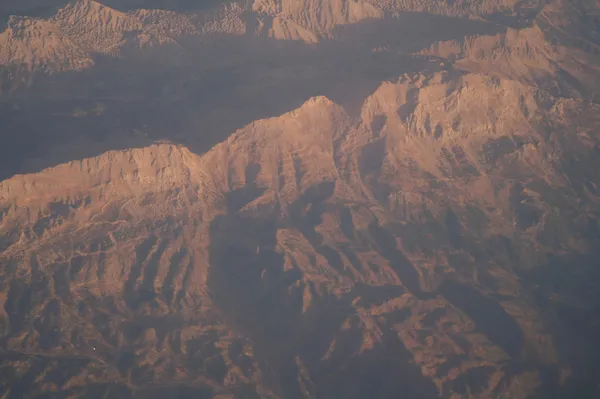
[0, 0, 599, 398]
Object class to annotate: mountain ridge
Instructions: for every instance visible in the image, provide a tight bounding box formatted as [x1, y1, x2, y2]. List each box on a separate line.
[2, 71, 600, 397]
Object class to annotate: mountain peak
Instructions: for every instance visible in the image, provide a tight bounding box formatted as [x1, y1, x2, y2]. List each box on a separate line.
[298, 95, 337, 109]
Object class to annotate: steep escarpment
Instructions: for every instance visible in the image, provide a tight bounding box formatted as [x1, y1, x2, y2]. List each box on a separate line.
[252, 0, 382, 41]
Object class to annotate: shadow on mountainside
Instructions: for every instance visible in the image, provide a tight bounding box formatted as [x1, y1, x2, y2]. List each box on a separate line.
[206, 188, 442, 399]
[0, 350, 215, 399]
[523, 251, 600, 399]
[0, 13, 505, 181]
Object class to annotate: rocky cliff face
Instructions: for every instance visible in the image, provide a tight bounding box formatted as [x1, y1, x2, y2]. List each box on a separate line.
[1, 1, 600, 398]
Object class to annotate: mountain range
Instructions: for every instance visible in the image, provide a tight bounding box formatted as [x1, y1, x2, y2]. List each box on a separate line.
[0, 0, 599, 398]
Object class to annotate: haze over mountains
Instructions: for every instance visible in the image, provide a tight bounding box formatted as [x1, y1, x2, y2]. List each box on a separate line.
[1, 0, 600, 398]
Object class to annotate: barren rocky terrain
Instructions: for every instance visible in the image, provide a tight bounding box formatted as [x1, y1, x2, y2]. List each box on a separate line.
[0, 0, 599, 398]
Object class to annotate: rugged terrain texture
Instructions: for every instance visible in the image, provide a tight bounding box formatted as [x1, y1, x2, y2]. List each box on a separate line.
[2, 73, 600, 398]
[0, 0, 200, 74]
[1, 0, 600, 398]
[2, 0, 599, 97]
